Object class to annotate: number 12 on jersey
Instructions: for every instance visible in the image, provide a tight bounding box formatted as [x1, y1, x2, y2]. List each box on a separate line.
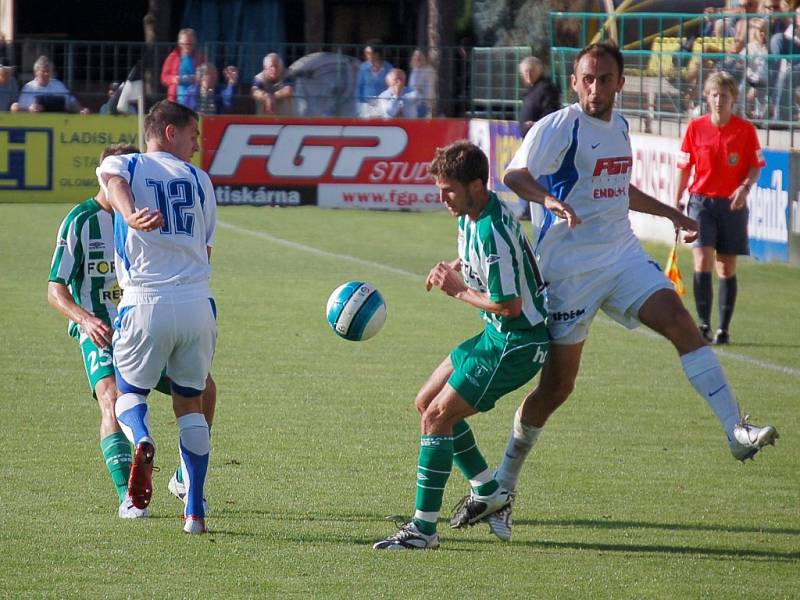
[145, 178, 196, 236]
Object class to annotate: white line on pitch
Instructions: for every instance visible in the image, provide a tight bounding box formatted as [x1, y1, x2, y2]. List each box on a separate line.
[218, 220, 424, 281]
[595, 314, 800, 378]
[220, 220, 800, 379]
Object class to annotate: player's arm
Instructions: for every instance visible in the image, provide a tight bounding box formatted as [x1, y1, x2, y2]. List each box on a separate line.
[730, 165, 761, 210]
[47, 281, 113, 348]
[629, 184, 698, 241]
[674, 167, 691, 211]
[503, 168, 581, 227]
[105, 175, 164, 231]
[425, 261, 521, 318]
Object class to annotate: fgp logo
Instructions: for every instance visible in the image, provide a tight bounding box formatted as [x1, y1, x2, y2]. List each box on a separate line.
[592, 156, 633, 177]
[0, 128, 53, 190]
[208, 124, 408, 179]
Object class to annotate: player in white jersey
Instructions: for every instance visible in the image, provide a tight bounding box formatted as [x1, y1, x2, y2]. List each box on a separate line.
[48, 143, 218, 520]
[488, 42, 778, 539]
[97, 100, 217, 534]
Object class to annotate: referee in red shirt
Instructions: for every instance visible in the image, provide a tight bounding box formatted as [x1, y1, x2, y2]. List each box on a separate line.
[675, 71, 765, 345]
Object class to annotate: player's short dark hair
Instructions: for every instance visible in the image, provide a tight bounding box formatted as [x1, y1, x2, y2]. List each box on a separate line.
[100, 143, 138, 161]
[429, 140, 488, 186]
[144, 100, 198, 142]
[573, 41, 624, 77]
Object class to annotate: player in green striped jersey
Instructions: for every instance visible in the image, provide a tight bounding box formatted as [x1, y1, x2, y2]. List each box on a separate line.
[47, 143, 216, 518]
[374, 141, 549, 550]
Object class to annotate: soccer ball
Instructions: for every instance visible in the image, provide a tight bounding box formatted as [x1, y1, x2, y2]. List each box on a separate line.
[325, 281, 387, 341]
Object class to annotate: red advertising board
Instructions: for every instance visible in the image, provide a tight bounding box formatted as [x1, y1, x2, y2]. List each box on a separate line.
[201, 116, 468, 209]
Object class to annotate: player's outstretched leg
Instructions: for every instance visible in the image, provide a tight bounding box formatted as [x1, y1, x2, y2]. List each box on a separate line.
[115, 391, 155, 510]
[639, 289, 779, 462]
[449, 420, 514, 540]
[178, 412, 210, 534]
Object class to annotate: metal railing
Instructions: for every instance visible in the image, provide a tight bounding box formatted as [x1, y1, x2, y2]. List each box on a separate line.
[0, 38, 483, 118]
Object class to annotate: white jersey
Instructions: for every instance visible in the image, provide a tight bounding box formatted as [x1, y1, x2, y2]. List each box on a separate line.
[507, 103, 644, 281]
[97, 152, 216, 299]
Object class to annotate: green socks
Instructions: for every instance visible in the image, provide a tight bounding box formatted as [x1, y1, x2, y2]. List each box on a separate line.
[100, 432, 132, 504]
[413, 435, 453, 535]
[452, 420, 499, 497]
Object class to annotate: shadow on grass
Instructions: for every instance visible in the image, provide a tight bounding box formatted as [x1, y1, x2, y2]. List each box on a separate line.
[513, 538, 800, 562]
[514, 517, 800, 536]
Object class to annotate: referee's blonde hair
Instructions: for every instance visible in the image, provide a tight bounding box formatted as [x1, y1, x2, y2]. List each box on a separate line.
[704, 71, 738, 101]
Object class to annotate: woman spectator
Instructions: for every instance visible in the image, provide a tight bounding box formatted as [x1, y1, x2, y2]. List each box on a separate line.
[408, 49, 436, 117]
[739, 18, 769, 118]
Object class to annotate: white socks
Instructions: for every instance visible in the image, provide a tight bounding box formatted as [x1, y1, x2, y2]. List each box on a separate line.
[495, 408, 543, 491]
[680, 345, 740, 438]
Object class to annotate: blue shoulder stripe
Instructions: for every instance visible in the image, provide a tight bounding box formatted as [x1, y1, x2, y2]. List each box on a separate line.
[187, 163, 206, 208]
[547, 117, 580, 202]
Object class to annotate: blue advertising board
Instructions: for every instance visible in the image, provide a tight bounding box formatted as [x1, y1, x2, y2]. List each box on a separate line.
[749, 149, 790, 262]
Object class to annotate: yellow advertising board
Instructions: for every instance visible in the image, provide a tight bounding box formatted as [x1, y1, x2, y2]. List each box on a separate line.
[0, 113, 140, 203]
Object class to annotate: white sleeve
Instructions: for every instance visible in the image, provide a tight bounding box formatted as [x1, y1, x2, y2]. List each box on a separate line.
[96, 154, 134, 194]
[506, 109, 573, 178]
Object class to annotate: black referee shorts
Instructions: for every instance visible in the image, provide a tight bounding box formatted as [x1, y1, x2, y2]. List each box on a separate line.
[687, 193, 750, 256]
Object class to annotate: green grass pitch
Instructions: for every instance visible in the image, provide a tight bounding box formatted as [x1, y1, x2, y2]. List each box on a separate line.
[1, 204, 798, 598]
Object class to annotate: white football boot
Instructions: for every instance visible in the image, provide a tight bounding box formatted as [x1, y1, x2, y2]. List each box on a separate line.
[729, 415, 779, 461]
[168, 470, 210, 514]
[373, 520, 439, 550]
[183, 515, 208, 535]
[118, 497, 151, 519]
[485, 493, 515, 541]
[450, 486, 514, 529]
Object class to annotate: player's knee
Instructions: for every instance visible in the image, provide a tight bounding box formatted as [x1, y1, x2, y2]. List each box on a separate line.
[420, 404, 449, 433]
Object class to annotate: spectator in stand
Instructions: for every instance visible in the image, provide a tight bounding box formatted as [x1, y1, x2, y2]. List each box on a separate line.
[769, 6, 800, 120]
[185, 64, 237, 115]
[251, 54, 295, 115]
[11, 56, 88, 114]
[739, 18, 769, 117]
[517, 56, 561, 137]
[160, 28, 205, 104]
[98, 81, 121, 114]
[761, 0, 791, 36]
[675, 71, 765, 346]
[356, 42, 393, 117]
[0, 60, 18, 111]
[408, 49, 436, 117]
[377, 68, 418, 118]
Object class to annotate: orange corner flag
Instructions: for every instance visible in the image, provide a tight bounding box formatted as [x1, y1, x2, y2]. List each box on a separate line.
[665, 231, 686, 297]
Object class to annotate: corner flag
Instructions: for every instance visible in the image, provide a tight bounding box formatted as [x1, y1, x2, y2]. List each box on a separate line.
[665, 229, 686, 297]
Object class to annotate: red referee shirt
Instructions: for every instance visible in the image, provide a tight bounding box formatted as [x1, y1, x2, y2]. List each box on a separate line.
[677, 114, 765, 198]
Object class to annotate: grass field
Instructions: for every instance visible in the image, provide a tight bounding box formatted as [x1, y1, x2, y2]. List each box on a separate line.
[1, 204, 798, 599]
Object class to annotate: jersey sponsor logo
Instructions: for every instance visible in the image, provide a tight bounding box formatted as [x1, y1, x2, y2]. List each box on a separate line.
[102, 282, 123, 306]
[532, 344, 548, 365]
[591, 142, 601, 149]
[485, 254, 501, 265]
[727, 153, 739, 166]
[549, 308, 586, 322]
[88, 241, 106, 250]
[592, 156, 633, 176]
[0, 127, 53, 190]
[87, 260, 115, 275]
[592, 186, 627, 199]
[208, 124, 408, 179]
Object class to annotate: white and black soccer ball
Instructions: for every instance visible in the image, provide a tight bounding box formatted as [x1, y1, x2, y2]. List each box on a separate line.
[325, 281, 386, 341]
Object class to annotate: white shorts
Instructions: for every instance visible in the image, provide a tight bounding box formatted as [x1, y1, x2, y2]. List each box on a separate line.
[545, 254, 671, 345]
[113, 296, 217, 393]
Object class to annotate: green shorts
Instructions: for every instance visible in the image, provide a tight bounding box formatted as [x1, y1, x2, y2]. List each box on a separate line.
[449, 323, 549, 412]
[78, 335, 170, 397]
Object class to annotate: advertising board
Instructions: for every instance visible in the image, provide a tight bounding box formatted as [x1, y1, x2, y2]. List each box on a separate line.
[202, 116, 468, 209]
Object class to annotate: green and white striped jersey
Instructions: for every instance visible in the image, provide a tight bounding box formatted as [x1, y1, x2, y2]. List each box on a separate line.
[48, 198, 122, 339]
[457, 192, 546, 333]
